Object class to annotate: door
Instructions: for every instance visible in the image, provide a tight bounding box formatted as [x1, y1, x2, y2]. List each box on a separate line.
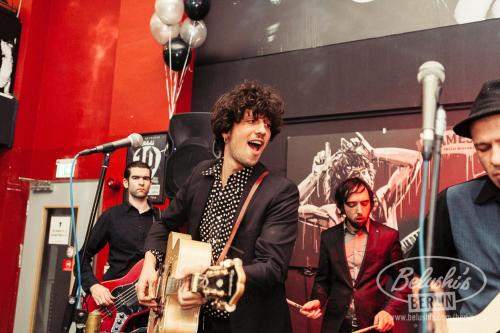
[13, 180, 99, 333]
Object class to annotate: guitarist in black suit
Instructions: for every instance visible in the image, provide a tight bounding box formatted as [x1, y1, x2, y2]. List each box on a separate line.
[136, 81, 300, 333]
[78, 161, 157, 318]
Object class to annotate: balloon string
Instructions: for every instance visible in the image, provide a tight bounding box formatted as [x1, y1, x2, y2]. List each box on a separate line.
[174, 21, 196, 105]
[174, 64, 188, 108]
[168, 36, 175, 119]
[173, 72, 178, 116]
[164, 64, 172, 119]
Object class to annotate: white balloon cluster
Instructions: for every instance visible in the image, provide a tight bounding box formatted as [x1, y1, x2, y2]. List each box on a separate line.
[149, 0, 211, 118]
[150, 13, 180, 45]
[150, 0, 208, 49]
[180, 19, 207, 49]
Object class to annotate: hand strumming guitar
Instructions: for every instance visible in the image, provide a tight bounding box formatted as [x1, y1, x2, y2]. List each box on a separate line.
[136, 251, 159, 307]
[89, 283, 115, 306]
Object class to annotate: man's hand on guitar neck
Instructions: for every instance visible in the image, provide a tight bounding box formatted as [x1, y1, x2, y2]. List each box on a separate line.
[176, 264, 209, 310]
[136, 251, 159, 307]
[90, 283, 115, 306]
[177, 279, 207, 310]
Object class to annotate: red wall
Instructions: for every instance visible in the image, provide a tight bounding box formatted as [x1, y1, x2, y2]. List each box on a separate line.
[0, 0, 193, 331]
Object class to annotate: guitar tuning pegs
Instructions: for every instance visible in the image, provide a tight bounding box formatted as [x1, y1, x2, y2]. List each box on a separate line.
[204, 287, 225, 298]
[211, 300, 222, 310]
[224, 303, 236, 313]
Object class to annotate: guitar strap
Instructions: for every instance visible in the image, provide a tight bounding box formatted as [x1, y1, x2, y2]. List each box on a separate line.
[216, 171, 269, 265]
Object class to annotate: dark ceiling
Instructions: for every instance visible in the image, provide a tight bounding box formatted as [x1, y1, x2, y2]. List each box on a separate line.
[195, 0, 460, 66]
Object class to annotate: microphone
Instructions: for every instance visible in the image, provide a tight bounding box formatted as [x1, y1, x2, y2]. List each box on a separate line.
[417, 61, 445, 161]
[435, 105, 447, 139]
[78, 133, 143, 156]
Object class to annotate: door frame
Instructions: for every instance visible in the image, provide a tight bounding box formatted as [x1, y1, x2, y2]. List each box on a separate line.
[13, 180, 99, 333]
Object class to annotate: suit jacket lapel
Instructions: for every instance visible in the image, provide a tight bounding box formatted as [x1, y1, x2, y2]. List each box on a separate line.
[189, 161, 216, 240]
[334, 225, 352, 285]
[354, 220, 379, 287]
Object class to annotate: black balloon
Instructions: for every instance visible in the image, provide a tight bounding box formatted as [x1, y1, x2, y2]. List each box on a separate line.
[163, 37, 191, 71]
[184, 0, 210, 21]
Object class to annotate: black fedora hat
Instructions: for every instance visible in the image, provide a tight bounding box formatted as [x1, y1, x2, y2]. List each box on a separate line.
[453, 79, 500, 138]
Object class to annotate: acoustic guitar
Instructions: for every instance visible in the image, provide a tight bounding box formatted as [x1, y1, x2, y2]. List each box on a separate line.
[147, 232, 246, 333]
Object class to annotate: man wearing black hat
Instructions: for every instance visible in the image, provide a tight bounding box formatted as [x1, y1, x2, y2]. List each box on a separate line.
[413, 79, 500, 318]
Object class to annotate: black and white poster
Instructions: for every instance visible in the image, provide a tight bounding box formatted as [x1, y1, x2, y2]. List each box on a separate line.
[287, 128, 481, 268]
[126, 132, 168, 204]
[0, 8, 21, 99]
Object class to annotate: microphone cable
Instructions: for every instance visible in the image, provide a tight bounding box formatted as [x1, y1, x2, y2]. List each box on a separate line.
[417, 158, 431, 333]
[69, 153, 83, 308]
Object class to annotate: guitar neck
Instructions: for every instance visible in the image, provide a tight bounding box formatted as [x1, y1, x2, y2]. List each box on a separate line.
[164, 277, 183, 295]
[155, 253, 245, 316]
[164, 274, 201, 295]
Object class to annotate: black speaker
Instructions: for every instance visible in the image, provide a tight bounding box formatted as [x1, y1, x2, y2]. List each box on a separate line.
[165, 112, 216, 198]
[0, 96, 18, 148]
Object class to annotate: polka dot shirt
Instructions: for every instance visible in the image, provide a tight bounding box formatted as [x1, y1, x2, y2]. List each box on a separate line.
[200, 159, 253, 318]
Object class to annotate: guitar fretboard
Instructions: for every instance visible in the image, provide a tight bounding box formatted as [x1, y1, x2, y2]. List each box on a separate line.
[165, 277, 183, 294]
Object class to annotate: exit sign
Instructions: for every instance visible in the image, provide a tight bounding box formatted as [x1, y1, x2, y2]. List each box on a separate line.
[56, 159, 75, 178]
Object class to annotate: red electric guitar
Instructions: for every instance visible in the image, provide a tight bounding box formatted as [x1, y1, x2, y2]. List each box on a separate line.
[85, 259, 148, 333]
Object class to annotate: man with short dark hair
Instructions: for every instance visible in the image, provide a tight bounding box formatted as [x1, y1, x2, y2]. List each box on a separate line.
[300, 177, 408, 333]
[79, 161, 156, 307]
[412, 79, 500, 317]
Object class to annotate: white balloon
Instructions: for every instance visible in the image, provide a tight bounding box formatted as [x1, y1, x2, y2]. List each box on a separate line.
[150, 13, 180, 45]
[180, 19, 208, 49]
[155, 0, 184, 25]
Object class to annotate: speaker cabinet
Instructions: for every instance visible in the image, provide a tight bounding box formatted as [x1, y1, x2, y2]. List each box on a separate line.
[165, 112, 216, 198]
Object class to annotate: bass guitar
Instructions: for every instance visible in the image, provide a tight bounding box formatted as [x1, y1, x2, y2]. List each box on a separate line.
[147, 232, 246, 333]
[85, 259, 148, 333]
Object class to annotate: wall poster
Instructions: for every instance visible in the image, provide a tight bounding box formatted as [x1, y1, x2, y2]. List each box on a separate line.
[0, 7, 20, 99]
[126, 131, 168, 204]
[287, 128, 482, 268]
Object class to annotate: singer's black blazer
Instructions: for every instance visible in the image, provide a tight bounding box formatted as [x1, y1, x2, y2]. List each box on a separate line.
[145, 159, 300, 333]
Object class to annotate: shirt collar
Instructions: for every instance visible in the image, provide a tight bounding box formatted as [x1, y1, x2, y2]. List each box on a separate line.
[202, 158, 223, 177]
[343, 219, 370, 235]
[202, 158, 254, 180]
[475, 176, 500, 204]
[123, 200, 153, 214]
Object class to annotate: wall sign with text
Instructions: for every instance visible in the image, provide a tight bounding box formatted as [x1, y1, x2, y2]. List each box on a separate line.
[126, 132, 168, 204]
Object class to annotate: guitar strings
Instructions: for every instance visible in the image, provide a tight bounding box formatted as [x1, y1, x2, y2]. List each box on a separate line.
[96, 270, 228, 315]
[96, 284, 139, 316]
[98, 276, 175, 315]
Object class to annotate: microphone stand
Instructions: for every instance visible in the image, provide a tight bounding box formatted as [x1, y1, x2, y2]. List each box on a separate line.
[418, 108, 446, 333]
[61, 152, 112, 333]
[425, 106, 446, 269]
